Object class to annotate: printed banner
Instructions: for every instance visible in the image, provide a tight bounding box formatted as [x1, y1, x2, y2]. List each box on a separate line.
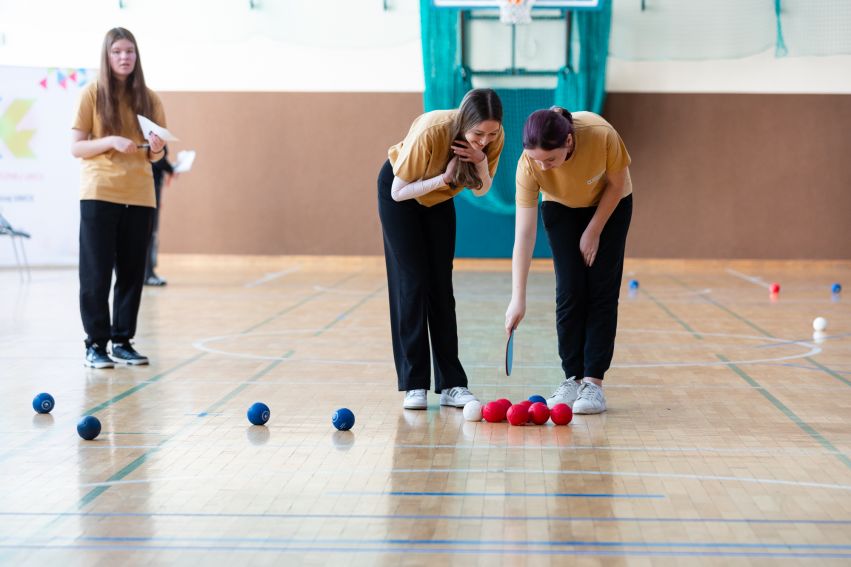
[0, 65, 93, 266]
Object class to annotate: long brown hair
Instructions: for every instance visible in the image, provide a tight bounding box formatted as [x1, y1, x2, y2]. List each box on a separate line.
[446, 89, 503, 190]
[97, 27, 153, 136]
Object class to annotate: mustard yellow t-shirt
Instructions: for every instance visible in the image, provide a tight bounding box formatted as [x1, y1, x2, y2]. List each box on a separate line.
[388, 109, 505, 207]
[72, 81, 166, 208]
[516, 112, 632, 209]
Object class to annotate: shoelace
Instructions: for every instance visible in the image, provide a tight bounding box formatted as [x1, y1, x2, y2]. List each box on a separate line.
[448, 387, 471, 397]
[406, 390, 426, 399]
[553, 379, 577, 397]
[576, 382, 600, 400]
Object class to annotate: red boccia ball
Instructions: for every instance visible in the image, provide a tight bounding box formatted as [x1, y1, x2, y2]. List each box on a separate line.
[506, 404, 529, 426]
[528, 402, 550, 425]
[483, 401, 507, 423]
[769, 282, 780, 294]
[495, 398, 512, 412]
[550, 403, 573, 425]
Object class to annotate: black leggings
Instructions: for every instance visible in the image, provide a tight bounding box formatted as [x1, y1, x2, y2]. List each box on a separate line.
[79, 200, 154, 347]
[377, 160, 467, 392]
[541, 194, 632, 380]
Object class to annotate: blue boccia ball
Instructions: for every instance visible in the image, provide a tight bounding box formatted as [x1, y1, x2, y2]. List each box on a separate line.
[832, 283, 842, 294]
[247, 402, 271, 426]
[32, 393, 55, 414]
[528, 395, 547, 404]
[332, 408, 355, 431]
[629, 279, 640, 290]
[76, 416, 101, 441]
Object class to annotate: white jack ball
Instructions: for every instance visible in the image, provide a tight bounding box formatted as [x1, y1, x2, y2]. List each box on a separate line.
[463, 400, 483, 422]
[813, 317, 828, 332]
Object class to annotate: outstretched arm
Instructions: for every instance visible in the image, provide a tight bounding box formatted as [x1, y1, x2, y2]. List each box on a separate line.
[505, 205, 538, 333]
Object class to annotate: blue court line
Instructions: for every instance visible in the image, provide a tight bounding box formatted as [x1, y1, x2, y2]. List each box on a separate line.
[3, 511, 849, 525]
[3, 535, 851, 551]
[328, 491, 664, 499]
[0, 543, 849, 559]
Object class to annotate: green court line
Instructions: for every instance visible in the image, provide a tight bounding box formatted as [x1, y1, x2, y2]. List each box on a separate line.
[717, 354, 851, 470]
[805, 357, 851, 388]
[668, 275, 774, 337]
[76, 357, 292, 509]
[670, 275, 849, 387]
[244, 272, 362, 334]
[83, 354, 205, 416]
[77, 279, 378, 509]
[668, 273, 851, 469]
[315, 285, 385, 336]
[640, 288, 703, 340]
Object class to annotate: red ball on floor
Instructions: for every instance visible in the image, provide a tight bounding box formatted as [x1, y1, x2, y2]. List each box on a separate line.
[506, 404, 529, 426]
[483, 401, 507, 423]
[550, 403, 573, 425]
[528, 402, 550, 425]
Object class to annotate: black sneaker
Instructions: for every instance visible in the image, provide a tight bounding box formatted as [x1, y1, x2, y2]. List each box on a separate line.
[145, 274, 167, 286]
[85, 344, 115, 369]
[110, 342, 149, 365]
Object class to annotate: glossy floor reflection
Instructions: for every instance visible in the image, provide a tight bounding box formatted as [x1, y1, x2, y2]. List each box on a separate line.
[1, 257, 850, 565]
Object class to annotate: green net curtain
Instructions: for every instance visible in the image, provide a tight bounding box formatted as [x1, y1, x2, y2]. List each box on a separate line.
[555, 0, 613, 115]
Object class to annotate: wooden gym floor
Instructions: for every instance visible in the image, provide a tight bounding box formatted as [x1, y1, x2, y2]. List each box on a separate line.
[1, 256, 850, 566]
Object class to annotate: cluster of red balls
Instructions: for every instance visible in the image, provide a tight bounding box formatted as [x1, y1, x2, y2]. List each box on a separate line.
[482, 398, 572, 426]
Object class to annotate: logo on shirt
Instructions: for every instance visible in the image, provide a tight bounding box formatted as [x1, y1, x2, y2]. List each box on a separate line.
[586, 170, 605, 185]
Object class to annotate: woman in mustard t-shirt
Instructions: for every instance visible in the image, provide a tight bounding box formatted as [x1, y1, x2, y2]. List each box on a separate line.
[71, 28, 167, 369]
[379, 89, 504, 410]
[505, 107, 633, 414]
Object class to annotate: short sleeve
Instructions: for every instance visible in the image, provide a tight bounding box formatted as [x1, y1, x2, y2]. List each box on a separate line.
[605, 127, 631, 172]
[72, 85, 95, 133]
[515, 153, 541, 208]
[392, 129, 433, 182]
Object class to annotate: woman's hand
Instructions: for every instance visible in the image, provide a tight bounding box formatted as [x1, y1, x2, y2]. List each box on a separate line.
[451, 139, 486, 164]
[505, 296, 526, 334]
[148, 133, 165, 154]
[442, 156, 459, 185]
[111, 136, 137, 154]
[579, 225, 601, 267]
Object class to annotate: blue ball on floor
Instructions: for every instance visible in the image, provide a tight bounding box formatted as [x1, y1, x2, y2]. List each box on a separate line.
[32, 393, 55, 414]
[832, 283, 842, 294]
[247, 402, 271, 426]
[332, 408, 355, 431]
[629, 279, 640, 290]
[528, 395, 546, 404]
[76, 416, 101, 441]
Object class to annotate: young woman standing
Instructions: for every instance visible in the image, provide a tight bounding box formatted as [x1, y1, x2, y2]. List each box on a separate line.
[71, 27, 167, 368]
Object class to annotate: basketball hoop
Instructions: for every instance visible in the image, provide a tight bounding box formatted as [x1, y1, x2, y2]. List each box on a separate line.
[499, 0, 535, 25]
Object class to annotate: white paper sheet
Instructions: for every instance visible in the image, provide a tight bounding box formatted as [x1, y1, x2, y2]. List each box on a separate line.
[137, 115, 179, 142]
[172, 150, 196, 174]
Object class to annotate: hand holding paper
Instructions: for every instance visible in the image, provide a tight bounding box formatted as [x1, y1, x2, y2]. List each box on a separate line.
[137, 115, 179, 143]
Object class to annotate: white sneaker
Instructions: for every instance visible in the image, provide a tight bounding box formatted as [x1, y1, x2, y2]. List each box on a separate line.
[403, 389, 428, 410]
[572, 381, 607, 414]
[546, 377, 580, 409]
[439, 386, 478, 407]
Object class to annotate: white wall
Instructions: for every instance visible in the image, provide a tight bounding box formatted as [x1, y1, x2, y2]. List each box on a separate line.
[0, 0, 849, 93]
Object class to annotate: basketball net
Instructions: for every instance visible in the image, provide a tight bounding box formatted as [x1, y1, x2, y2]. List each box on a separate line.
[499, 0, 535, 25]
